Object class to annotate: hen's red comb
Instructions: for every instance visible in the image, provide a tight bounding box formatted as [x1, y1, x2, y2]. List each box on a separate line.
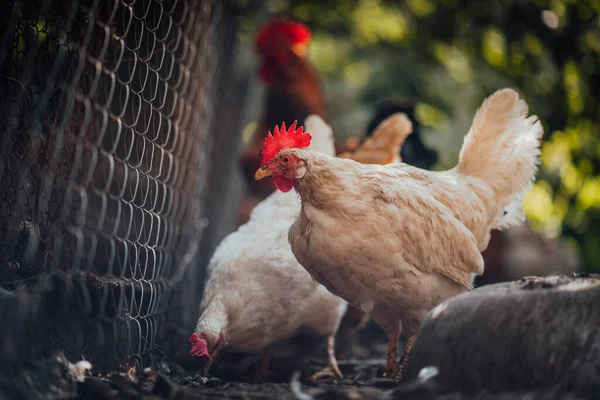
[189, 333, 210, 359]
[260, 121, 312, 165]
[256, 19, 311, 51]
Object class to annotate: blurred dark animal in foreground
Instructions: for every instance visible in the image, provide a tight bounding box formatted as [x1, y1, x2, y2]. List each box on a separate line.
[405, 274, 600, 393]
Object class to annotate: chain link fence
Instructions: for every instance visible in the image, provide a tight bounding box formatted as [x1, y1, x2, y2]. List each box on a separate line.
[0, 0, 252, 383]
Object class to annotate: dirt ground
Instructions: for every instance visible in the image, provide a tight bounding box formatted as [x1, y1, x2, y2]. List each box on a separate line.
[4, 320, 586, 400]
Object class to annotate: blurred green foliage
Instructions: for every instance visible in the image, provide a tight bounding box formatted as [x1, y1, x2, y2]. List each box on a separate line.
[237, 0, 600, 271]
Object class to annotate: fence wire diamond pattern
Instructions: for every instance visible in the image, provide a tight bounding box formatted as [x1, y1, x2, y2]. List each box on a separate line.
[0, 0, 240, 372]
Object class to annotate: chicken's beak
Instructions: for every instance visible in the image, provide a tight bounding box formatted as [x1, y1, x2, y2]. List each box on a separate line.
[255, 165, 272, 180]
[291, 43, 308, 57]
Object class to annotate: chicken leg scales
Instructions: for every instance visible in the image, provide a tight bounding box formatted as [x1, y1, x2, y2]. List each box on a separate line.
[309, 335, 343, 381]
[384, 327, 402, 378]
[397, 335, 416, 379]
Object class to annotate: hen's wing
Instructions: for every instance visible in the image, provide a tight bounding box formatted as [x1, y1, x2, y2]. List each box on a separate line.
[370, 176, 484, 289]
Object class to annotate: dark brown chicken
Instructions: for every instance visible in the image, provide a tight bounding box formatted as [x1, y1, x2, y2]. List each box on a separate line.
[238, 19, 329, 224]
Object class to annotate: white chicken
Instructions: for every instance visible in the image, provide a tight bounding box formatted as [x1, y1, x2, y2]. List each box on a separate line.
[254, 88, 544, 378]
[190, 115, 343, 381]
[191, 113, 415, 381]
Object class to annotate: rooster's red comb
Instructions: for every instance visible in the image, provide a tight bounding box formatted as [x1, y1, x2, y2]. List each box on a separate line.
[189, 333, 210, 359]
[256, 19, 311, 51]
[260, 121, 312, 165]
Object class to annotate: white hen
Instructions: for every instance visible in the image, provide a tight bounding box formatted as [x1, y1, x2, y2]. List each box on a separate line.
[191, 115, 347, 381]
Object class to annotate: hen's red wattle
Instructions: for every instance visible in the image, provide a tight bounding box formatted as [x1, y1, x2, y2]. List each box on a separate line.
[189, 333, 210, 359]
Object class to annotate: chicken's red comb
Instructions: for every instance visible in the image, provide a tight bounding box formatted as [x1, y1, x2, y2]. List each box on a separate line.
[256, 19, 311, 51]
[260, 121, 312, 165]
[189, 333, 210, 359]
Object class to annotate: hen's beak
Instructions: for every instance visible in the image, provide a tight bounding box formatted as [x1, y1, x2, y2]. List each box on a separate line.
[255, 165, 272, 180]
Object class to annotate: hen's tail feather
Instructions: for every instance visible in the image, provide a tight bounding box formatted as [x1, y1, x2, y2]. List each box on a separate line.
[457, 89, 543, 229]
[339, 113, 413, 165]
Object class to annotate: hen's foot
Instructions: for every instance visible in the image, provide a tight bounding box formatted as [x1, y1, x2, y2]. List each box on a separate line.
[308, 364, 343, 382]
[309, 334, 343, 382]
[383, 361, 399, 379]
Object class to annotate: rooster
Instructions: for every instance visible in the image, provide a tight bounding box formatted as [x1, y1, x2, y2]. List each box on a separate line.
[240, 19, 328, 206]
[190, 113, 414, 381]
[254, 89, 543, 378]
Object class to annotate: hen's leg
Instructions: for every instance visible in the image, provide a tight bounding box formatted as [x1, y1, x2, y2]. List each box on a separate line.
[336, 305, 369, 360]
[326, 334, 343, 379]
[309, 335, 343, 381]
[397, 335, 416, 379]
[384, 327, 401, 378]
[253, 347, 274, 382]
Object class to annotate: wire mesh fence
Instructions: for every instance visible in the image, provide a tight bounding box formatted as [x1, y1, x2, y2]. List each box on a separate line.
[0, 0, 251, 383]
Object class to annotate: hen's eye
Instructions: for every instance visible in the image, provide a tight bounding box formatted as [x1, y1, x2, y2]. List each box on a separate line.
[282, 156, 290, 163]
